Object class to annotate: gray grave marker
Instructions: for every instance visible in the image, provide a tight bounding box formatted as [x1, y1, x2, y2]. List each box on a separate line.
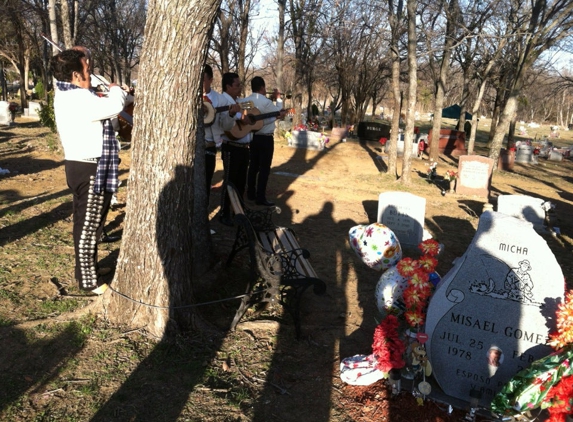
[377, 192, 425, 247]
[425, 211, 564, 408]
[497, 195, 546, 230]
[455, 156, 494, 197]
[288, 130, 325, 151]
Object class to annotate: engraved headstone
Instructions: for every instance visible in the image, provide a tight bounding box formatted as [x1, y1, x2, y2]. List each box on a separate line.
[288, 130, 325, 151]
[377, 192, 425, 247]
[425, 211, 564, 408]
[0, 101, 11, 126]
[455, 156, 494, 197]
[497, 195, 545, 231]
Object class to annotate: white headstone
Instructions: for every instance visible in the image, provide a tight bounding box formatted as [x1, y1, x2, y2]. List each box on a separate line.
[497, 195, 545, 230]
[27, 101, 41, 120]
[425, 211, 564, 408]
[377, 192, 425, 247]
[0, 101, 11, 125]
[288, 130, 325, 150]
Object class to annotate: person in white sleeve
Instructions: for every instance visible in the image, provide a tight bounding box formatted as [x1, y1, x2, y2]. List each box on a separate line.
[51, 48, 127, 295]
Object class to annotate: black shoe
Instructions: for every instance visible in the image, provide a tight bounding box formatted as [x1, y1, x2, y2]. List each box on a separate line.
[256, 199, 275, 206]
[219, 215, 234, 226]
[101, 233, 121, 243]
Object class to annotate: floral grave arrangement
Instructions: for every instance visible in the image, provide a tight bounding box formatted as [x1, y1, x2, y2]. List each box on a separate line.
[491, 290, 573, 422]
[372, 239, 441, 375]
[443, 170, 457, 182]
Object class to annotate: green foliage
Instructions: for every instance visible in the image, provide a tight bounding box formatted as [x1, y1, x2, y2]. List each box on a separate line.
[34, 80, 45, 98]
[38, 91, 57, 133]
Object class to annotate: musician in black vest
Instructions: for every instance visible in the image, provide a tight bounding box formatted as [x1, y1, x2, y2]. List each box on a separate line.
[219, 72, 249, 226]
[244, 77, 286, 206]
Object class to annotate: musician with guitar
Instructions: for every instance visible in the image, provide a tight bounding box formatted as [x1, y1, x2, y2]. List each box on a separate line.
[244, 77, 287, 206]
[202, 64, 235, 203]
[218, 72, 251, 226]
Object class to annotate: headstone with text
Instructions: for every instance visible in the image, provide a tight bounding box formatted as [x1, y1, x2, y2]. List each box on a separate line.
[377, 192, 425, 247]
[288, 130, 324, 151]
[455, 156, 494, 197]
[425, 211, 564, 408]
[497, 195, 546, 231]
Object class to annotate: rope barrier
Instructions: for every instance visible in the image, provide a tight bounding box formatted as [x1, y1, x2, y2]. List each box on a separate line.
[105, 285, 270, 310]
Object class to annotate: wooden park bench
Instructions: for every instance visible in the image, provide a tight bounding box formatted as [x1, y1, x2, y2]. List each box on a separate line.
[225, 183, 326, 339]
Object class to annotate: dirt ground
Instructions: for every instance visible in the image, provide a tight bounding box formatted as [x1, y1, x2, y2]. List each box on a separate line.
[1, 117, 572, 421]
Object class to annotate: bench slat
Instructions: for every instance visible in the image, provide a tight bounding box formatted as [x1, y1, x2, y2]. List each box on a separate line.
[275, 227, 318, 279]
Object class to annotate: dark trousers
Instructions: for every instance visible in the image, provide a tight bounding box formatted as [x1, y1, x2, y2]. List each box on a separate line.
[220, 143, 250, 218]
[247, 134, 274, 201]
[65, 161, 112, 290]
[205, 146, 217, 201]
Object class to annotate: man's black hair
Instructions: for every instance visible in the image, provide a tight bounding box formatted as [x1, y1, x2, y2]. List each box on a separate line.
[50, 49, 85, 82]
[222, 72, 239, 93]
[251, 76, 265, 93]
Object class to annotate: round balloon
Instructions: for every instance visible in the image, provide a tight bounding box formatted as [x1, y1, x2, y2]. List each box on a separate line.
[349, 223, 402, 271]
[374, 266, 409, 314]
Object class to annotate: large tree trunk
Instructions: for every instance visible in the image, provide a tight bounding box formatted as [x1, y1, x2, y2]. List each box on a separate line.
[47, 0, 59, 54]
[386, 0, 403, 177]
[429, 0, 458, 163]
[104, 0, 220, 338]
[399, 0, 417, 184]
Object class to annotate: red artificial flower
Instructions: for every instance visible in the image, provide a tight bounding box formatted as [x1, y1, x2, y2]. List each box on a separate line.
[405, 309, 425, 327]
[372, 315, 406, 372]
[397, 258, 418, 277]
[549, 290, 573, 350]
[409, 268, 430, 288]
[403, 286, 425, 309]
[418, 254, 438, 273]
[418, 239, 440, 257]
[544, 375, 573, 422]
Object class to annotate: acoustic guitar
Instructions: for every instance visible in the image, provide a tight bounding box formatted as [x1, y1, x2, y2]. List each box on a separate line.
[202, 100, 254, 126]
[226, 108, 294, 140]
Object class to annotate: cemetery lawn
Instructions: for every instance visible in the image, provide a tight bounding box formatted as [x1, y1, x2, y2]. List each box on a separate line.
[1, 117, 571, 421]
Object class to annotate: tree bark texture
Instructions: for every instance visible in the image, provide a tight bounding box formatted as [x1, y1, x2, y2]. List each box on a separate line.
[104, 0, 220, 338]
[429, 0, 458, 163]
[386, 0, 403, 177]
[399, 0, 417, 184]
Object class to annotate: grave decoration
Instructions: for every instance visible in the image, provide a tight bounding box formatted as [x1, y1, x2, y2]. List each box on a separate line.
[348, 223, 402, 271]
[341, 239, 442, 399]
[443, 170, 457, 193]
[491, 290, 573, 422]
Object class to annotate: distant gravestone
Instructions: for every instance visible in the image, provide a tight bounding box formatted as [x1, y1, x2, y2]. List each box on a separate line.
[515, 145, 534, 164]
[497, 195, 546, 231]
[288, 130, 324, 151]
[455, 156, 494, 197]
[425, 211, 564, 408]
[27, 101, 41, 121]
[0, 101, 10, 126]
[377, 192, 425, 247]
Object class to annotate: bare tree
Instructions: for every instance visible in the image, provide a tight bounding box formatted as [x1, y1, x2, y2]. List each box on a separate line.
[488, 0, 573, 164]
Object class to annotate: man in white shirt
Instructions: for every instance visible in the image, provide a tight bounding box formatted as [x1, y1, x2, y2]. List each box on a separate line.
[51, 49, 127, 294]
[202, 64, 235, 203]
[219, 72, 249, 226]
[244, 77, 286, 206]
